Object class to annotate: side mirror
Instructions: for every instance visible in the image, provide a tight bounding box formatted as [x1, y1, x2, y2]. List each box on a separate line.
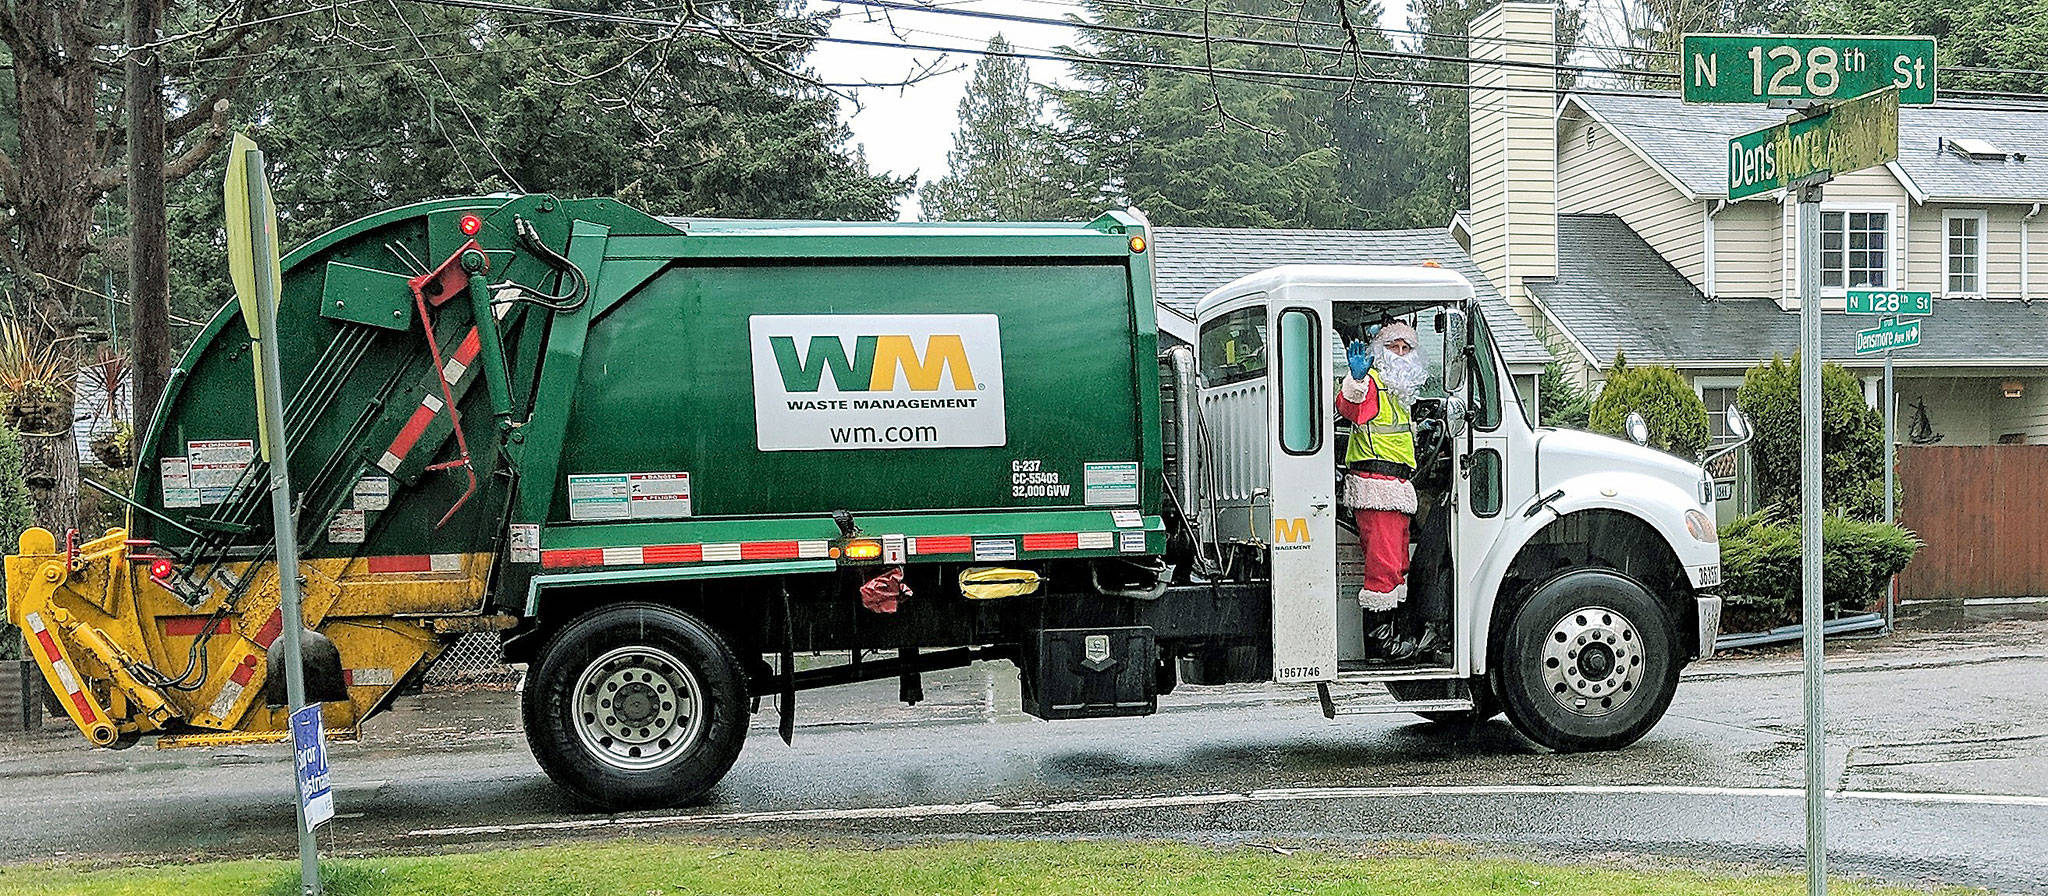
[1725, 404, 1753, 442]
[1439, 309, 1469, 394]
[1624, 411, 1650, 446]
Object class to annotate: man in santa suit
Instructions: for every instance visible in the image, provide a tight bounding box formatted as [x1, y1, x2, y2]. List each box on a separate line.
[1335, 321, 1428, 655]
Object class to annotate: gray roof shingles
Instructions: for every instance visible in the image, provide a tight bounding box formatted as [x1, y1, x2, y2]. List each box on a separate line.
[1574, 93, 2048, 202]
[1151, 226, 1551, 365]
[1532, 214, 2048, 365]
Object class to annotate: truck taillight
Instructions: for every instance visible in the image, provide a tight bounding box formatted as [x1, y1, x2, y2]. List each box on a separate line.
[838, 539, 883, 562]
[458, 214, 483, 236]
[149, 559, 175, 580]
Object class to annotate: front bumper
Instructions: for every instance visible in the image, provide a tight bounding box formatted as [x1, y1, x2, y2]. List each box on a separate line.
[1694, 594, 1723, 660]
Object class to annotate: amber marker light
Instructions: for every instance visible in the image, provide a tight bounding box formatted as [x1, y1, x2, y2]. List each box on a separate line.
[842, 539, 884, 562]
[1129, 235, 1147, 253]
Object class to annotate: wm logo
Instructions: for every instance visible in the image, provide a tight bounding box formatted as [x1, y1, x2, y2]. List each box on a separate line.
[771, 335, 975, 392]
[1274, 517, 1311, 545]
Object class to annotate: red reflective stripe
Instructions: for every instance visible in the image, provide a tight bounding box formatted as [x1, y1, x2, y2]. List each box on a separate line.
[162, 617, 233, 637]
[1022, 532, 1080, 552]
[385, 401, 439, 463]
[642, 544, 704, 564]
[255, 611, 283, 649]
[741, 541, 800, 560]
[32, 628, 98, 723]
[452, 328, 481, 365]
[230, 655, 258, 687]
[913, 536, 972, 555]
[32, 626, 62, 664]
[542, 548, 604, 569]
[366, 555, 434, 574]
[68, 692, 97, 723]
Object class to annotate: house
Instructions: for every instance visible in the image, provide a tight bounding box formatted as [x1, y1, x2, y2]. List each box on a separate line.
[1465, 0, 2048, 448]
[1149, 226, 1552, 402]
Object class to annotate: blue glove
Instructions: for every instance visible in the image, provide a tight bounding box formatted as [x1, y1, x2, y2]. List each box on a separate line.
[1346, 340, 1371, 380]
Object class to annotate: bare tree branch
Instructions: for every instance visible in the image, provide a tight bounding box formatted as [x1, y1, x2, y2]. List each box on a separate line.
[164, 100, 232, 180]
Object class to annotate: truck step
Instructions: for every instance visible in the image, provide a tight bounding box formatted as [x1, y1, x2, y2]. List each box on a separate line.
[157, 729, 358, 750]
[1315, 682, 1474, 719]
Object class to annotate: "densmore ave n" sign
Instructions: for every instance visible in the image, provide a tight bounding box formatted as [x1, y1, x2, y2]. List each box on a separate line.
[749, 314, 1008, 451]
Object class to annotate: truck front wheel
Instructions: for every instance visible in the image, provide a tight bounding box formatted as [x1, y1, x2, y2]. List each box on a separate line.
[1492, 569, 1678, 753]
[523, 602, 749, 809]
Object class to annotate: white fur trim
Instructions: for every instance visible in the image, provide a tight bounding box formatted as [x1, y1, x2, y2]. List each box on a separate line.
[1344, 474, 1418, 513]
[1371, 322, 1420, 351]
[1358, 582, 1407, 611]
[1340, 376, 1369, 403]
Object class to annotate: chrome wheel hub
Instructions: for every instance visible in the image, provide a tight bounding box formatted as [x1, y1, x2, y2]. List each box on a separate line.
[1538, 605, 1645, 718]
[572, 645, 705, 770]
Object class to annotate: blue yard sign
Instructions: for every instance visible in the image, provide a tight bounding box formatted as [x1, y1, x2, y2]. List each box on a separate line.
[292, 704, 335, 832]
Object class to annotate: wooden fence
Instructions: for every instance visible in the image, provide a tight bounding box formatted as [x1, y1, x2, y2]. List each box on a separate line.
[1898, 445, 2048, 601]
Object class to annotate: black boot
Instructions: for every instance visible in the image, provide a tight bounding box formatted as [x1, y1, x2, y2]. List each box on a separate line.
[1362, 611, 1399, 663]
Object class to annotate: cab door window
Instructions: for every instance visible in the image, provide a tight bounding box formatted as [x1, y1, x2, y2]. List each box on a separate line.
[1198, 304, 1268, 386]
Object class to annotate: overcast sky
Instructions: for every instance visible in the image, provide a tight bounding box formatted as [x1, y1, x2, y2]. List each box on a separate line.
[807, 0, 1082, 220]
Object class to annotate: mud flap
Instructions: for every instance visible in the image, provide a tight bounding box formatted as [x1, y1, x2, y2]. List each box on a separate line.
[262, 628, 350, 705]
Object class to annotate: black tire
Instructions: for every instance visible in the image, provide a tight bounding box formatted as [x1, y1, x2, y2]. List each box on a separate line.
[1491, 569, 1679, 752]
[1388, 677, 1502, 726]
[522, 602, 750, 810]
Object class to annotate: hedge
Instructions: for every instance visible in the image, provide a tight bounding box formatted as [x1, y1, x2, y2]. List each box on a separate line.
[0, 423, 31, 660]
[1718, 509, 1921, 631]
[1735, 355, 1886, 521]
[1588, 356, 1710, 459]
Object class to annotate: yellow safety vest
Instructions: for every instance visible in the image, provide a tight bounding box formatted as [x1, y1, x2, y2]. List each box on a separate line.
[1345, 370, 1415, 468]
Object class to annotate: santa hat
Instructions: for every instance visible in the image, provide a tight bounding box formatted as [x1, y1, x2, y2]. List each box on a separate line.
[1371, 321, 1420, 351]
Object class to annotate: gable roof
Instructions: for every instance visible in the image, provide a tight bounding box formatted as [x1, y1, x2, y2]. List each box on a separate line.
[1531, 214, 2048, 367]
[1150, 226, 1551, 366]
[1567, 93, 2048, 203]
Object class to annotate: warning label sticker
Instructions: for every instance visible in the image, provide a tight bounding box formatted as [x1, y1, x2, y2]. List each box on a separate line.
[328, 509, 366, 544]
[188, 439, 254, 503]
[160, 457, 202, 509]
[508, 523, 541, 563]
[567, 472, 692, 521]
[353, 476, 391, 511]
[1084, 461, 1139, 506]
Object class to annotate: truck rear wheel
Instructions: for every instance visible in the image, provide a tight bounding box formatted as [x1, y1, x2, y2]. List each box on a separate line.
[1492, 569, 1678, 753]
[523, 603, 749, 809]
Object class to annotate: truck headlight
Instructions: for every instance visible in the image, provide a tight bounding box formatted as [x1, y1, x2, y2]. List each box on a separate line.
[1685, 509, 1717, 543]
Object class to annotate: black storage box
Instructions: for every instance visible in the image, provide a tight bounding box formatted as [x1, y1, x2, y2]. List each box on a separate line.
[1022, 626, 1157, 720]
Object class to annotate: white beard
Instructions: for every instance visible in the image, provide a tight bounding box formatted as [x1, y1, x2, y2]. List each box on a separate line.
[1375, 351, 1427, 405]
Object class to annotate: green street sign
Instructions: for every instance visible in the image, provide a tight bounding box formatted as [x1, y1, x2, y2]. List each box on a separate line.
[1845, 289, 1932, 316]
[1728, 88, 1900, 200]
[1854, 318, 1921, 354]
[1682, 34, 1936, 105]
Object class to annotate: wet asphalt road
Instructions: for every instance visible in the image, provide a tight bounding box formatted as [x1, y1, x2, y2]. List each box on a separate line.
[2, 608, 2045, 892]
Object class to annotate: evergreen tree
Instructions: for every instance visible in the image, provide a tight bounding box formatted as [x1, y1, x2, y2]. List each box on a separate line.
[1044, 0, 1419, 228]
[1538, 360, 1590, 428]
[921, 36, 1055, 221]
[1809, 0, 2037, 92]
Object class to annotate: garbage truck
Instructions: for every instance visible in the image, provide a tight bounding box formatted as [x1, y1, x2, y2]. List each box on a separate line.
[5, 195, 1736, 809]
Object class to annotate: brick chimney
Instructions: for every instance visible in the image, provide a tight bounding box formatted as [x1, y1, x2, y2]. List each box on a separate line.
[1467, 0, 1558, 323]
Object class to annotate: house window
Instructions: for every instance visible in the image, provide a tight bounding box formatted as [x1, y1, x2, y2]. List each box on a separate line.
[1820, 210, 1890, 291]
[1700, 385, 1743, 446]
[1944, 210, 1987, 297]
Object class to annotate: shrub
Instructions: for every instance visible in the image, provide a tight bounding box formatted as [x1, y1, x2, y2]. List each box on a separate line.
[1718, 509, 1921, 631]
[0, 423, 30, 660]
[1538, 360, 1589, 429]
[1735, 355, 1885, 521]
[1587, 355, 1710, 458]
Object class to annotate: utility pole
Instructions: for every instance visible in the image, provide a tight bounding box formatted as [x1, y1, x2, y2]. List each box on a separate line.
[127, 0, 171, 445]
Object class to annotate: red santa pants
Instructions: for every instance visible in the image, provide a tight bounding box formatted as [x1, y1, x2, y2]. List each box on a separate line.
[1353, 507, 1412, 599]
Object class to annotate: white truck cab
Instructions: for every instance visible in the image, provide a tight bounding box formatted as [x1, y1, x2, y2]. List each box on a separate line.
[1177, 264, 1728, 750]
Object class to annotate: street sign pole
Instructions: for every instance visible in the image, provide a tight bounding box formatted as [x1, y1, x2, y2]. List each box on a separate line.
[1796, 177, 1827, 896]
[1884, 344, 1896, 631]
[229, 137, 322, 896]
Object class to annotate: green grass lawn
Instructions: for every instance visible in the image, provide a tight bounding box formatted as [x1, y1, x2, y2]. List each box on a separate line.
[0, 839, 1966, 896]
